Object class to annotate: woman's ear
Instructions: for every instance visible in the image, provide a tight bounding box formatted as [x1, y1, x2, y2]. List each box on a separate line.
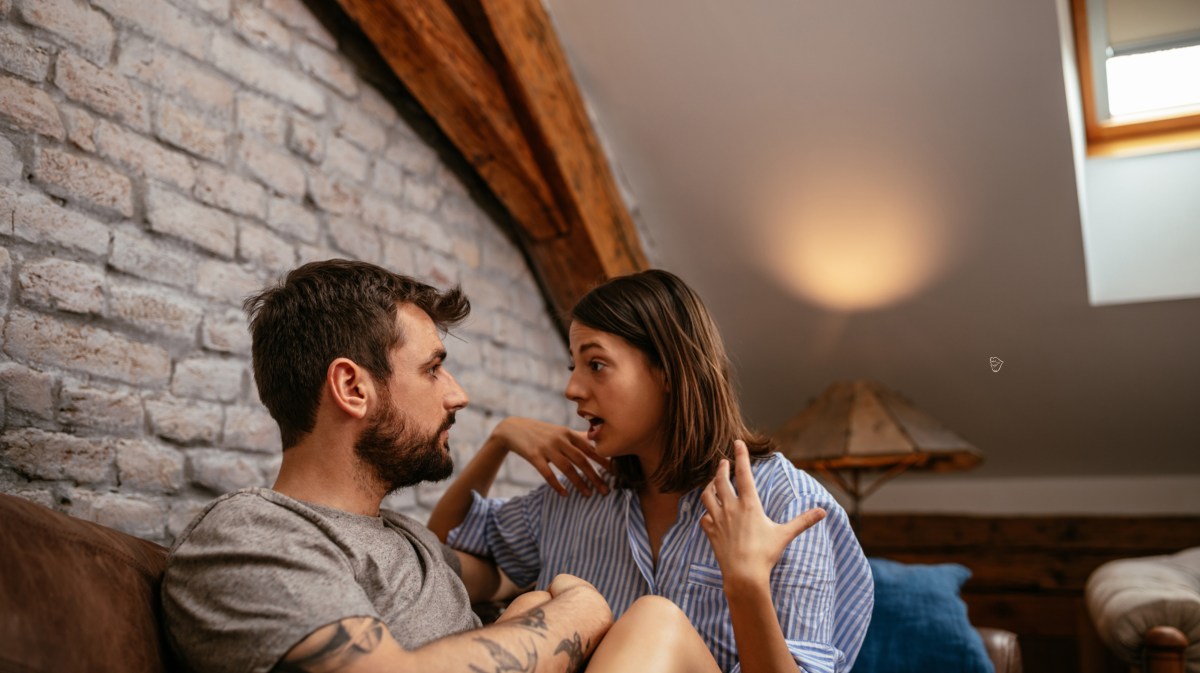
[328, 357, 371, 419]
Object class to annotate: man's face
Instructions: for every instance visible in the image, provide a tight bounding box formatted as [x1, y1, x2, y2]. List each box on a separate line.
[354, 303, 469, 493]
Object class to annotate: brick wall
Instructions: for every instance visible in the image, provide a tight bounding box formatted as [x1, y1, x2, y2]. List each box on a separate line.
[0, 0, 577, 544]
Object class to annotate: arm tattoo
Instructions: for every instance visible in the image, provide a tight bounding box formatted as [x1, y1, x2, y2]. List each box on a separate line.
[508, 607, 548, 637]
[468, 637, 538, 673]
[274, 617, 385, 673]
[554, 633, 589, 672]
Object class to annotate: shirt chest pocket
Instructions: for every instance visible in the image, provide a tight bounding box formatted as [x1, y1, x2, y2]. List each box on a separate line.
[685, 562, 724, 590]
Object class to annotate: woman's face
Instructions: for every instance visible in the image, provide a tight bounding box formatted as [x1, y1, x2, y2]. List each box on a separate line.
[565, 321, 668, 461]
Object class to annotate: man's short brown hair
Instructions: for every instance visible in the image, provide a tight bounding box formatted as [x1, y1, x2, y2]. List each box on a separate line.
[243, 259, 470, 449]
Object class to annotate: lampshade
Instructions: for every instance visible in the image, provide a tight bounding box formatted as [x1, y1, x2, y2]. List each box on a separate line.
[774, 380, 982, 518]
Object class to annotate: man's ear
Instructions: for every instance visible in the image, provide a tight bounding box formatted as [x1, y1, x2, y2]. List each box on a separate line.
[327, 358, 372, 420]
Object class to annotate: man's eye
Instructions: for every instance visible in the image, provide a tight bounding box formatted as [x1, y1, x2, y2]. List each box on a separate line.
[428, 364, 442, 376]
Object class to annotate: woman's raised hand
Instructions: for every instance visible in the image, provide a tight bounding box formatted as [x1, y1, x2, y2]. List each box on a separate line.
[699, 440, 826, 589]
[491, 417, 611, 496]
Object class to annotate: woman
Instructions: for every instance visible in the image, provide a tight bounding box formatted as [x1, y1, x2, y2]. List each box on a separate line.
[430, 270, 873, 673]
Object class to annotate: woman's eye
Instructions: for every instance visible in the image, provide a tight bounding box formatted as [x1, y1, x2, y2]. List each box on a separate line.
[589, 361, 606, 372]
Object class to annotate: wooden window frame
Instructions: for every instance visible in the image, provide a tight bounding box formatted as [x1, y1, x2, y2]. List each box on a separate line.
[1070, 0, 1200, 157]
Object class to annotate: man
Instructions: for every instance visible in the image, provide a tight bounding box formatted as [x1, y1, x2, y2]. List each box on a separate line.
[162, 259, 612, 673]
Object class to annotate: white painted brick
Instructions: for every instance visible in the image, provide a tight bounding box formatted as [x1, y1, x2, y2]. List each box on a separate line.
[110, 280, 203, 340]
[404, 177, 443, 213]
[232, 3, 291, 54]
[441, 195, 489, 231]
[239, 137, 306, 198]
[118, 37, 234, 119]
[371, 161, 403, 196]
[0, 245, 10, 301]
[224, 405, 280, 453]
[334, 104, 386, 153]
[210, 32, 324, 116]
[13, 192, 110, 256]
[362, 195, 404, 234]
[4, 309, 172, 385]
[381, 235, 415, 273]
[188, 448, 263, 493]
[33, 147, 133, 218]
[481, 237, 530, 280]
[110, 225, 197, 289]
[18, 257, 105, 315]
[0, 136, 20, 182]
[116, 439, 184, 493]
[263, 0, 335, 49]
[308, 172, 362, 215]
[146, 395, 221, 443]
[1, 428, 115, 484]
[95, 121, 196, 191]
[295, 242, 338, 266]
[172, 356, 244, 402]
[322, 135, 368, 182]
[239, 223, 295, 273]
[201, 308, 251, 355]
[413, 248, 459, 287]
[386, 135, 439, 178]
[433, 163, 470, 200]
[195, 258, 261, 306]
[194, 164, 265, 219]
[67, 489, 165, 539]
[16, 0, 113, 65]
[0, 362, 55, 418]
[328, 215, 380, 264]
[156, 99, 227, 163]
[452, 233, 481, 269]
[54, 52, 149, 132]
[358, 85, 399, 126]
[61, 105, 97, 152]
[58, 380, 144, 433]
[266, 196, 320, 243]
[168, 499, 207, 539]
[295, 40, 355, 98]
[236, 91, 286, 145]
[180, 0, 229, 20]
[146, 183, 237, 258]
[399, 209, 453, 255]
[287, 113, 323, 162]
[0, 74, 65, 140]
[0, 26, 53, 81]
[92, 0, 207, 59]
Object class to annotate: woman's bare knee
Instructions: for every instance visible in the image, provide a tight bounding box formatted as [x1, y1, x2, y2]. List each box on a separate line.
[587, 596, 720, 673]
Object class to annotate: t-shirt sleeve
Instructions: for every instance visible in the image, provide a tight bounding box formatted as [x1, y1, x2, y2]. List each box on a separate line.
[729, 460, 872, 673]
[162, 499, 381, 673]
[445, 487, 547, 588]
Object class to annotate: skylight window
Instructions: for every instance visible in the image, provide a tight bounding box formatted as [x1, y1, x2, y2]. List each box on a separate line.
[1070, 0, 1200, 155]
[1106, 44, 1200, 120]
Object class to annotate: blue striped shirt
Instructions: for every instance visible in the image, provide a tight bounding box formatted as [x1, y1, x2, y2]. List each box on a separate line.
[448, 452, 874, 673]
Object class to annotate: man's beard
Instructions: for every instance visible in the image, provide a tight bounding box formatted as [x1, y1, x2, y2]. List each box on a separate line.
[354, 398, 455, 494]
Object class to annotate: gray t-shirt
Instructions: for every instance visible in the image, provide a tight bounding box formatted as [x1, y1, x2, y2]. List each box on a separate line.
[162, 488, 481, 673]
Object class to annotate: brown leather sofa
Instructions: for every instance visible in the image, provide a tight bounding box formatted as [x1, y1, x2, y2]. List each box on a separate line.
[0, 491, 1023, 673]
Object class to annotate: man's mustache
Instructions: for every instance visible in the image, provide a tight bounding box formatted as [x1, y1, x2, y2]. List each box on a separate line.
[438, 413, 456, 434]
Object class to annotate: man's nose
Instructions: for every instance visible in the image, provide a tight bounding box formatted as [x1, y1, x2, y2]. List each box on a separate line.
[444, 370, 469, 411]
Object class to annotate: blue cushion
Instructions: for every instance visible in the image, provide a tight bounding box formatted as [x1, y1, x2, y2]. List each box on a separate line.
[853, 557, 993, 673]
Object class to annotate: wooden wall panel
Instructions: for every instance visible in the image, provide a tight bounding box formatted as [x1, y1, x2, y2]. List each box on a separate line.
[858, 514, 1200, 673]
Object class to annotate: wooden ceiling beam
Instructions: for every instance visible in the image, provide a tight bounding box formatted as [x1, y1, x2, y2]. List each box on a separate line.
[334, 0, 647, 322]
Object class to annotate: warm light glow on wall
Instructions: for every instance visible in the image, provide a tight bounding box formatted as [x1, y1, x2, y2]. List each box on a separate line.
[758, 166, 953, 312]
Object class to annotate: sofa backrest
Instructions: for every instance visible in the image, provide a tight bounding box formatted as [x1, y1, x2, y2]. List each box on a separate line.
[0, 492, 180, 673]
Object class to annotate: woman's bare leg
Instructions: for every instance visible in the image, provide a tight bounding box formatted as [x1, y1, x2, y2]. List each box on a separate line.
[586, 596, 720, 673]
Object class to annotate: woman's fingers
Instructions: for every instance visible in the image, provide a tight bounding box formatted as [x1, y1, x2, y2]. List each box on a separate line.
[548, 453, 592, 496]
[700, 480, 721, 515]
[713, 458, 736, 504]
[562, 444, 609, 495]
[731, 440, 761, 507]
[533, 459, 569, 496]
[785, 508, 827, 539]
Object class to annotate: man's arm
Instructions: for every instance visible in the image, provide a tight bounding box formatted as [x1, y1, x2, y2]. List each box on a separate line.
[272, 575, 611, 673]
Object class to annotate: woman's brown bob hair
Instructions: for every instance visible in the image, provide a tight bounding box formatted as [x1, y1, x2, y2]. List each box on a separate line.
[571, 269, 773, 493]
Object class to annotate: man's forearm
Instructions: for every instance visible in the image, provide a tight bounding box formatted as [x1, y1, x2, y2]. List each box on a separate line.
[416, 585, 612, 673]
[428, 436, 507, 542]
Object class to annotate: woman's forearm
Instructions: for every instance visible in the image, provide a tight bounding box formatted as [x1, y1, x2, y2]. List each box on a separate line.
[427, 433, 508, 541]
[725, 576, 801, 673]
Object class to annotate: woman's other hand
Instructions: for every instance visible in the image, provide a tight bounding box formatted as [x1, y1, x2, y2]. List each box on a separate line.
[490, 417, 611, 496]
[699, 440, 826, 589]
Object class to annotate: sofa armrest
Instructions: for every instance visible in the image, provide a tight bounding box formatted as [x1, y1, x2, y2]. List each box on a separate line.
[977, 627, 1022, 673]
[1086, 547, 1200, 673]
